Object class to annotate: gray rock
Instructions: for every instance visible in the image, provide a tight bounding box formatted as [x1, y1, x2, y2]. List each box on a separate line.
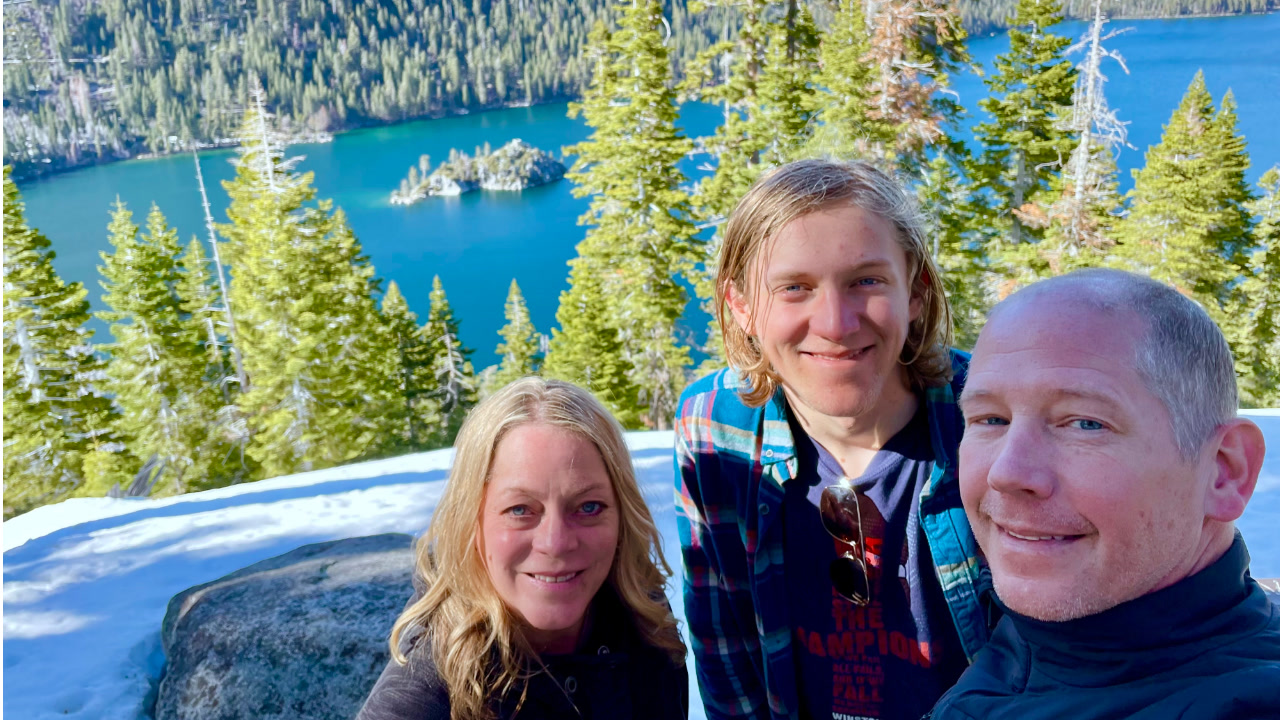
[154, 534, 415, 720]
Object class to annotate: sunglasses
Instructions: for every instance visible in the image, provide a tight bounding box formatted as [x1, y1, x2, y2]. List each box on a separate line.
[819, 482, 871, 606]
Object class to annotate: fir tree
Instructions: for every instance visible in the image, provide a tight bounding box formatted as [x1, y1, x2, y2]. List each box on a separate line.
[380, 280, 436, 451]
[543, 262, 640, 427]
[98, 201, 209, 495]
[219, 85, 399, 477]
[1113, 72, 1254, 334]
[974, 0, 1078, 256]
[422, 275, 476, 447]
[490, 279, 541, 391]
[3, 166, 110, 516]
[562, 0, 699, 429]
[1237, 167, 1280, 407]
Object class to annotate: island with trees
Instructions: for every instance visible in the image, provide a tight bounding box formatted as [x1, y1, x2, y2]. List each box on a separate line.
[390, 139, 567, 204]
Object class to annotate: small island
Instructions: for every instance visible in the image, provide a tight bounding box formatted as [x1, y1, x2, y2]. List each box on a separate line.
[390, 139, 566, 205]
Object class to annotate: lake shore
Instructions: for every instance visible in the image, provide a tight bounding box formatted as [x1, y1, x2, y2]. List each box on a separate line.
[8, 96, 570, 184]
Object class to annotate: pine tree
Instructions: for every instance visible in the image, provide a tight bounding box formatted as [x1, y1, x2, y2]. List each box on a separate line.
[809, 0, 879, 160]
[916, 155, 990, 350]
[380, 280, 436, 451]
[422, 275, 476, 447]
[176, 236, 253, 487]
[490, 279, 541, 391]
[863, 0, 970, 173]
[974, 0, 1078, 258]
[543, 262, 640, 427]
[1040, 0, 1129, 269]
[753, 2, 821, 167]
[3, 166, 110, 516]
[681, 0, 770, 224]
[219, 84, 399, 477]
[561, 0, 699, 429]
[97, 201, 208, 495]
[1113, 72, 1254, 335]
[1236, 167, 1279, 407]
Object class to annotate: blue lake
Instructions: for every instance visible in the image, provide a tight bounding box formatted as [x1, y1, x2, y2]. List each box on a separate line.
[15, 12, 1280, 370]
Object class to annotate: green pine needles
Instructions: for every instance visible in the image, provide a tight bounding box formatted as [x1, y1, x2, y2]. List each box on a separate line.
[5, 1, 1280, 516]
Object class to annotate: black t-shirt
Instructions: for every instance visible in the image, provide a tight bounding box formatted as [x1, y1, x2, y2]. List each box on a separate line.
[783, 404, 968, 720]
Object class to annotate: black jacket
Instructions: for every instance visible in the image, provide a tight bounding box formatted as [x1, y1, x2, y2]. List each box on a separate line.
[929, 534, 1280, 720]
[356, 587, 688, 720]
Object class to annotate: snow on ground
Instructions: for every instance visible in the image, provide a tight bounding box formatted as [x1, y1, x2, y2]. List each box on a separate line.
[5, 417, 1280, 720]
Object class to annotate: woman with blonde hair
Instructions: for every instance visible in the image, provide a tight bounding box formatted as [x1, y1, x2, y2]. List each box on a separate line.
[358, 377, 688, 720]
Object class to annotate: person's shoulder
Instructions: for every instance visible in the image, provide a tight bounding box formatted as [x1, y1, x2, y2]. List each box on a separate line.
[356, 642, 451, 720]
[676, 367, 761, 424]
[678, 367, 746, 404]
[1173, 662, 1280, 719]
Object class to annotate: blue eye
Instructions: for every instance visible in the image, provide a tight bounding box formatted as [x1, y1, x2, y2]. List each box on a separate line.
[976, 416, 1008, 426]
[1071, 419, 1106, 431]
[580, 501, 604, 515]
[857, 277, 883, 286]
[507, 505, 532, 517]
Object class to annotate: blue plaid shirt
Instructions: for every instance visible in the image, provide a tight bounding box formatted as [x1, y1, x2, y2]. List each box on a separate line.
[674, 350, 991, 720]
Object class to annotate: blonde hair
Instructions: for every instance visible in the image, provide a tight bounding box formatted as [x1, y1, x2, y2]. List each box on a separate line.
[388, 377, 684, 720]
[715, 159, 954, 406]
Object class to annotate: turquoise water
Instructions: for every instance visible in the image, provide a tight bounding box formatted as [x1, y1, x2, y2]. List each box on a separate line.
[15, 13, 1279, 369]
[954, 12, 1280, 192]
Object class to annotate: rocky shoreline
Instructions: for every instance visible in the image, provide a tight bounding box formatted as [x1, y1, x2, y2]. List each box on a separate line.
[389, 138, 566, 205]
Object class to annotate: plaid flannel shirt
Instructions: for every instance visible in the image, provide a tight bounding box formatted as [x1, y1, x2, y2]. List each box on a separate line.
[674, 350, 990, 720]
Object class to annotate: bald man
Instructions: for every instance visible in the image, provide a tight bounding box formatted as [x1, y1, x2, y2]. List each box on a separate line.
[929, 268, 1280, 720]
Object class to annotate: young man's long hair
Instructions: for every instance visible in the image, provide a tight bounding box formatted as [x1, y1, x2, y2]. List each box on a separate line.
[388, 377, 685, 720]
[715, 159, 954, 406]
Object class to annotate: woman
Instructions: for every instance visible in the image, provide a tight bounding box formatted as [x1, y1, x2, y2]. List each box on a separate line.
[357, 377, 688, 720]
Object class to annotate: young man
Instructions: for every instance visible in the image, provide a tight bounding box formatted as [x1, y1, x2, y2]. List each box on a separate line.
[674, 160, 991, 720]
[931, 269, 1279, 719]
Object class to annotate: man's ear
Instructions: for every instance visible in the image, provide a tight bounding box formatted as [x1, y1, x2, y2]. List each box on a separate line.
[727, 280, 754, 336]
[1203, 418, 1266, 523]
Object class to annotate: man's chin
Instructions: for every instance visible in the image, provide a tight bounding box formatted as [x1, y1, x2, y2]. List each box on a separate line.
[993, 576, 1114, 623]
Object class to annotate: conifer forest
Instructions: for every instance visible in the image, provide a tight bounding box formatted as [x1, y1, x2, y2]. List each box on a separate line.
[5, 0, 1279, 517]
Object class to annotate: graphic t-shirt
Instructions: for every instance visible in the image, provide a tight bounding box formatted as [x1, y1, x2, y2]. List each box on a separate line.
[783, 404, 968, 720]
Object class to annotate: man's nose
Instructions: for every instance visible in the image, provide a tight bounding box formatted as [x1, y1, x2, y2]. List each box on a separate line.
[811, 286, 862, 340]
[533, 511, 579, 555]
[985, 422, 1056, 498]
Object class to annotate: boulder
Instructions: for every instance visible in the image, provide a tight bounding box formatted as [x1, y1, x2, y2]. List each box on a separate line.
[154, 534, 415, 720]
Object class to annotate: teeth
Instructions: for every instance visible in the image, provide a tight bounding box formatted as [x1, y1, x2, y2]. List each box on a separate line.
[531, 572, 579, 583]
[1007, 531, 1069, 541]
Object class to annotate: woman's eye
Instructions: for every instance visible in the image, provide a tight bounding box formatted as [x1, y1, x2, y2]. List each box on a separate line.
[507, 505, 532, 517]
[1070, 419, 1106, 431]
[580, 501, 604, 515]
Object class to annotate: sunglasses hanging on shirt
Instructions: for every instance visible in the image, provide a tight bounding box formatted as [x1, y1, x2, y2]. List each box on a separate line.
[819, 481, 871, 606]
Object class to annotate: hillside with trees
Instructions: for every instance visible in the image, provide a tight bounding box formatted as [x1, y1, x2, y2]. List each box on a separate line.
[5, 0, 1275, 179]
[1, 0, 732, 180]
[959, 0, 1277, 34]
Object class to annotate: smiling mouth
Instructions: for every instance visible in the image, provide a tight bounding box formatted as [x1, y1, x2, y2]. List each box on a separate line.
[528, 571, 581, 584]
[999, 525, 1086, 542]
[803, 346, 871, 361]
